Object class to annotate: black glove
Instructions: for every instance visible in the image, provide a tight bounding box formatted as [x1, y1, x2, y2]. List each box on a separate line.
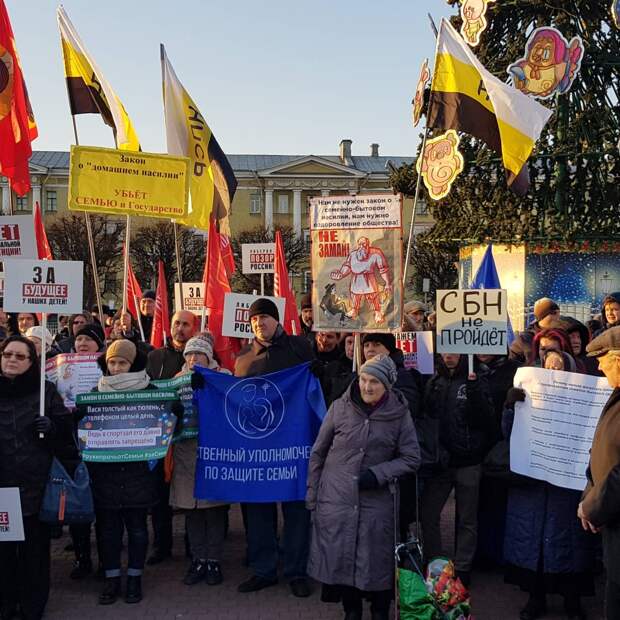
[33, 416, 53, 436]
[191, 372, 205, 390]
[309, 360, 324, 378]
[504, 387, 526, 408]
[358, 469, 379, 491]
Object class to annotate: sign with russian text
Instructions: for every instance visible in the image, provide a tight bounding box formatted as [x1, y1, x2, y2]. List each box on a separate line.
[0, 215, 36, 258]
[309, 193, 403, 333]
[396, 332, 435, 374]
[46, 353, 103, 409]
[76, 390, 178, 462]
[174, 282, 204, 315]
[241, 243, 275, 274]
[68, 145, 190, 219]
[222, 293, 286, 338]
[3, 259, 84, 314]
[0, 488, 25, 542]
[194, 363, 326, 502]
[153, 373, 197, 440]
[510, 367, 612, 491]
[436, 289, 508, 354]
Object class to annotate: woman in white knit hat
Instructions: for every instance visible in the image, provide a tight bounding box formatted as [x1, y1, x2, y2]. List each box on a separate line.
[169, 333, 231, 587]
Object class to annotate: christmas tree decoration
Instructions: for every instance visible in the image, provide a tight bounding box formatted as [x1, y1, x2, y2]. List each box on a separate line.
[612, 0, 620, 28]
[507, 27, 584, 100]
[416, 130, 465, 201]
[412, 58, 430, 127]
[460, 0, 496, 47]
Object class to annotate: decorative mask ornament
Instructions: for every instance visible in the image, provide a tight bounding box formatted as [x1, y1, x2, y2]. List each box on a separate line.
[507, 26, 584, 100]
[460, 0, 496, 47]
[417, 130, 465, 201]
[412, 58, 431, 127]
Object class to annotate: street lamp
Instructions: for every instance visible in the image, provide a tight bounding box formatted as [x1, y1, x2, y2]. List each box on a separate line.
[600, 271, 613, 296]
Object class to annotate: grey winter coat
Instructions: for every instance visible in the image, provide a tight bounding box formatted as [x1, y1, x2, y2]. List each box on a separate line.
[306, 384, 420, 591]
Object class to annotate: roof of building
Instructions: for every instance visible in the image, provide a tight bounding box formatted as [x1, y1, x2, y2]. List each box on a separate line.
[30, 151, 414, 175]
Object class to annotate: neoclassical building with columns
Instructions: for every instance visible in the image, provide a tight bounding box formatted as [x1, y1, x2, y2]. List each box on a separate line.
[1, 139, 433, 295]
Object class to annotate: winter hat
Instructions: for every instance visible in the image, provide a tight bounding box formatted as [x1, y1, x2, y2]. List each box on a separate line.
[184, 333, 214, 361]
[105, 339, 137, 365]
[587, 326, 620, 357]
[404, 300, 426, 314]
[359, 354, 398, 389]
[142, 290, 156, 301]
[361, 332, 397, 354]
[248, 298, 280, 322]
[75, 323, 105, 350]
[538, 314, 571, 331]
[300, 294, 312, 310]
[24, 326, 53, 352]
[533, 297, 559, 321]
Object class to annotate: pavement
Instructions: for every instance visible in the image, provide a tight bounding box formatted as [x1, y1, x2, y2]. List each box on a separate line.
[45, 500, 605, 619]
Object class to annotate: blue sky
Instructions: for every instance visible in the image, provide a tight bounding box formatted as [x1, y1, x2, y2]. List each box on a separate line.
[7, 1, 453, 157]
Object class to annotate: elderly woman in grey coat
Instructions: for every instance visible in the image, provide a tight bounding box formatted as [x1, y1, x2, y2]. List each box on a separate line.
[306, 354, 421, 620]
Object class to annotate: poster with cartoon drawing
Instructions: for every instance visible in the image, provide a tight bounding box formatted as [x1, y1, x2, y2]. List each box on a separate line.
[417, 130, 465, 201]
[309, 194, 403, 333]
[412, 58, 430, 127]
[507, 27, 584, 100]
[460, 0, 495, 47]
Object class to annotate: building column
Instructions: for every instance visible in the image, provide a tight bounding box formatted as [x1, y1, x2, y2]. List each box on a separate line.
[264, 189, 274, 233]
[32, 180, 41, 210]
[1, 184, 9, 215]
[293, 189, 302, 239]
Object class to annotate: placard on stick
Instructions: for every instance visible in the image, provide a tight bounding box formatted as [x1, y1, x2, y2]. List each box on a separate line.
[3, 259, 84, 314]
[241, 243, 275, 274]
[436, 289, 508, 355]
[174, 282, 204, 315]
[222, 293, 286, 338]
[0, 215, 37, 259]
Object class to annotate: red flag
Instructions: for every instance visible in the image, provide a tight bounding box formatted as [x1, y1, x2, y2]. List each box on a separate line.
[219, 232, 235, 275]
[150, 261, 170, 349]
[0, 1, 37, 195]
[124, 250, 142, 319]
[203, 220, 240, 371]
[33, 202, 52, 260]
[274, 230, 301, 336]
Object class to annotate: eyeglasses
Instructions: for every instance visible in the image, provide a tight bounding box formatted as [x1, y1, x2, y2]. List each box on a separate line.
[2, 352, 30, 361]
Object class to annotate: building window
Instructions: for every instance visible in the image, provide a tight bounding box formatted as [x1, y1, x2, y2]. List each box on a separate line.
[303, 270, 311, 293]
[15, 196, 28, 211]
[277, 194, 289, 214]
[415, 200, 429, 215]
[303, 229, 311, 252]
[46, 190, 57, 212]
[250, 193, 261, 214]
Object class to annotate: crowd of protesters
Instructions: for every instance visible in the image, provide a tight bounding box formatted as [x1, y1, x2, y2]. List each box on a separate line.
[0, 291, 619, 620]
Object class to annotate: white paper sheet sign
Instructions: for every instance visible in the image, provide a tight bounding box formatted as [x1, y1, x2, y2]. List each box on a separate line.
[510, 367, 612, 491]
[222, 293, 286, 338]
[241, 243, 275, 274]
[174, 282, 205, 315]
[0, 487, 25, 541]
[0, 215, 37, 258]
[2, 259, 84, 313]
[396, 331, 434, 374]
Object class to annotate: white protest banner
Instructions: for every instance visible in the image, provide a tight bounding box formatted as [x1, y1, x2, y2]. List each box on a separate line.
[2, 259, 84, 314]
[46, 353, 103, 409]
[0, 215, 37, 259]
[174, 282, 204, 315]
[309, 193, 403, 333]
[510, 367, 612, 491]
[396, 332, 434, 374]
[222, 293, 286, 338]
[0, 487, 25, 542]
[241, 243, 275, 274]
[436, 289, 507, 354]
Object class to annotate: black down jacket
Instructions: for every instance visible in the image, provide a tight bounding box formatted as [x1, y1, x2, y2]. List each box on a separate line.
[0, 373, 78, 516]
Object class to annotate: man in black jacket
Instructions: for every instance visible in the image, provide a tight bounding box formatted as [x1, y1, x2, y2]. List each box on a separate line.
[419, 353, 494, 586]
[235, 298, 315, 598]
[145, 310, 197, 565]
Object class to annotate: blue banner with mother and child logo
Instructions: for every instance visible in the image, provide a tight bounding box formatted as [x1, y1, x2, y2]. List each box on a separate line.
[194, 363, 326, 503]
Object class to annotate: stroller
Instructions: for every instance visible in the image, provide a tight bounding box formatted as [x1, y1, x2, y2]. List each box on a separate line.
[392, 478, 473, 619]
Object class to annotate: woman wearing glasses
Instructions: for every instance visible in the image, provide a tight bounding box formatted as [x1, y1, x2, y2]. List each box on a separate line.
[0, 335, 79, 620]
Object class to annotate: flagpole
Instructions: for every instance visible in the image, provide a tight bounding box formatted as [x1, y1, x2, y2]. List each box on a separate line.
[122, 215, 131, 315]
[173, 222, 184, 310]
[133, 293, 145, 341]
[8, 180, 14, 216]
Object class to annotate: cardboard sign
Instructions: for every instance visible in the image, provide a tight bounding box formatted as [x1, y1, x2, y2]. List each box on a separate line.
[68, 145, 190, 219]
[309, 193, 403, 333]
[174, 282, 204, 315]
[241, 243, 275, 274]
[0, 488, 25, 542]
[436, 289, 508, 354]
[0, 215, 37, 258]
[222, 293, 286, 338]
[396, 332, 435, 374]
[46, 353, 103, 409]
[3, 259, 84, 314]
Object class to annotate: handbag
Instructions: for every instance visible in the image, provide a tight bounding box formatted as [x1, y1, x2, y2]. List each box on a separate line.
[39, 458, 94, 525]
